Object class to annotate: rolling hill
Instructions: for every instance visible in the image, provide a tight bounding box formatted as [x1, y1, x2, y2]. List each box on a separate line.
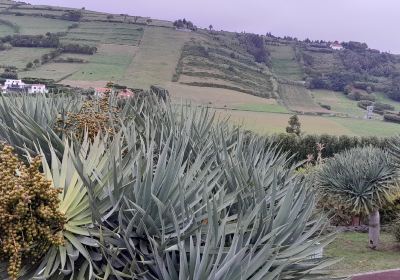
[1, 0, 400, 136]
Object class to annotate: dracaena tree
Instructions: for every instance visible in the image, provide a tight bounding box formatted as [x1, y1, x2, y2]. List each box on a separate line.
[317, 146, 399, 249]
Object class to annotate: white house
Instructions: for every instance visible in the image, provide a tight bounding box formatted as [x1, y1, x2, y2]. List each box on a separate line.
[330, 42, 343, 50]
[4, 79, 26, 89]
[28, 84, 48, 94]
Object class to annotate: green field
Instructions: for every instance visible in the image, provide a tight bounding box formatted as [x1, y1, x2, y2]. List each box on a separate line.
[0, 23, 14, 36]
[219, 109, 400, 137]
[312, 89, 367, 118]
[67, 44, 136, 82]
[120, 26, 192, 88]
[233, 103, 289, 114]
[62, 22, 144, 46]
[0, 15, 71, 35]
[279, 84, 328, 113]
[0, 47, 53, 69]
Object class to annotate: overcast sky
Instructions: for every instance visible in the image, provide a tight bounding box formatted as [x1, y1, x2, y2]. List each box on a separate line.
[27, 0, 400, 53]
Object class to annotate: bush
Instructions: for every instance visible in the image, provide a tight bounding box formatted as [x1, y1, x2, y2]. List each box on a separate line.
[384, 113, 400, 124]
[357, 99, 374, 109]
[270, 133, 388, 163]
[319, 103, 331, 110]
[348, 91, 376, 101]
[391, 216, 400, 242]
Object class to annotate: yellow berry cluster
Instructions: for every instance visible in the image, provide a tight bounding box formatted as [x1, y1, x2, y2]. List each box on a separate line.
[55, 97, 120, 140]
[0, 145, 65, 280]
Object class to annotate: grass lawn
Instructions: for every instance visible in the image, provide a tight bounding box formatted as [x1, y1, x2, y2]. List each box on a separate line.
[326, 232, 400, 277]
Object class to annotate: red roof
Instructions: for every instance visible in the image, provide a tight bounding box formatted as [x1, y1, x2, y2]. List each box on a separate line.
[95, 88, 111, 93]
[117, 89, 135, 98]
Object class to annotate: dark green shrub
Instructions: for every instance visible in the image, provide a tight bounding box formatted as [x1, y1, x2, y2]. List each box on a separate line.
[384, 113, 400, 123]
[319, 103, 331, 110]
[390, 216, 400, 242]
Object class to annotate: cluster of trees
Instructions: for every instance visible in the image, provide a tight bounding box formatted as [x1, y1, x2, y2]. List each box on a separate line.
[237, 33, 271, 65]
[60, 43, 97, 54]
[61, 10, 82, 21]
[388, 74, 400, 101]
[1, 34, 59, 48]
[339, 49, 396, 77]
[0, 68, 18, 79]
[307, 71, 359, 92]
[54, 57, 86, 63]
[173, 18, 196, 30]
[357, 100, 394, 114]
[383, 112, 400, 123]
[270, 133, 389, 163]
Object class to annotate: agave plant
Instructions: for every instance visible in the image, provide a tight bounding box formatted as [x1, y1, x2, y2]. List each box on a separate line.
[0, 92, 338, 279]
[97, 100, 338, 279]
[317, 146, 398, 249]
[0, 93, 83, 157]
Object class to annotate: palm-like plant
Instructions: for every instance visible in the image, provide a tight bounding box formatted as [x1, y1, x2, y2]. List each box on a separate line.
[317, 146, 398, 249]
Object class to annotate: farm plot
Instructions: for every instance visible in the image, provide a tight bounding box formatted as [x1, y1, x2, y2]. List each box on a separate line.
[62, 22, 144, 46]
[217, 109, 400, 136]
[0, 23, 15, 36]
[217, 109, 352, 135]
[0, 47, 53, 69]
[0, 15, 71, 35]
[312, 89, 367, 118]
[63, 44, 137, 82]
[268, 44, 303, 81]
[279, 84, 329, 113]
[8, 8, 65, 16]
[166, 82, 281, 110]
[177, 38, 277, 98]
[119, 26, 192, 88]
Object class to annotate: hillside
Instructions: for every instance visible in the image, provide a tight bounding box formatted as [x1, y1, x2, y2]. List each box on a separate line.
[1, 0, 400, 136]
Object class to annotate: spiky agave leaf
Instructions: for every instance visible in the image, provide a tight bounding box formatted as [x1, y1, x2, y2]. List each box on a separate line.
[317, 146, 398, 215]
[3, 133, 130, 280]
[104, 98, 339, 279]
[389, 135, 400, 168]
[0, 93, 83, 157]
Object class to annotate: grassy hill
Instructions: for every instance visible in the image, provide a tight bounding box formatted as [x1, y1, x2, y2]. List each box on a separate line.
[1, 0, 400, 136]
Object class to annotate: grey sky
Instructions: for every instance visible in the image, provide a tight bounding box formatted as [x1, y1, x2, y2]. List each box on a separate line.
[27, 0, 400, 53]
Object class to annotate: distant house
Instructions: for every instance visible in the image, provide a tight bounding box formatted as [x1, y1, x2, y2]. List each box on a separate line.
[94, 87, 111, 98]
[330, 42, 343, 50]
[28, 84, 48, 94]
[4, 79, 26, 89]
[117, 89, 135, 99]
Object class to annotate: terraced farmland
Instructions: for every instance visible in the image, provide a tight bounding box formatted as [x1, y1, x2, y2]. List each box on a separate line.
[268, 44, 304, 81]
[61, 22, 144, 46]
